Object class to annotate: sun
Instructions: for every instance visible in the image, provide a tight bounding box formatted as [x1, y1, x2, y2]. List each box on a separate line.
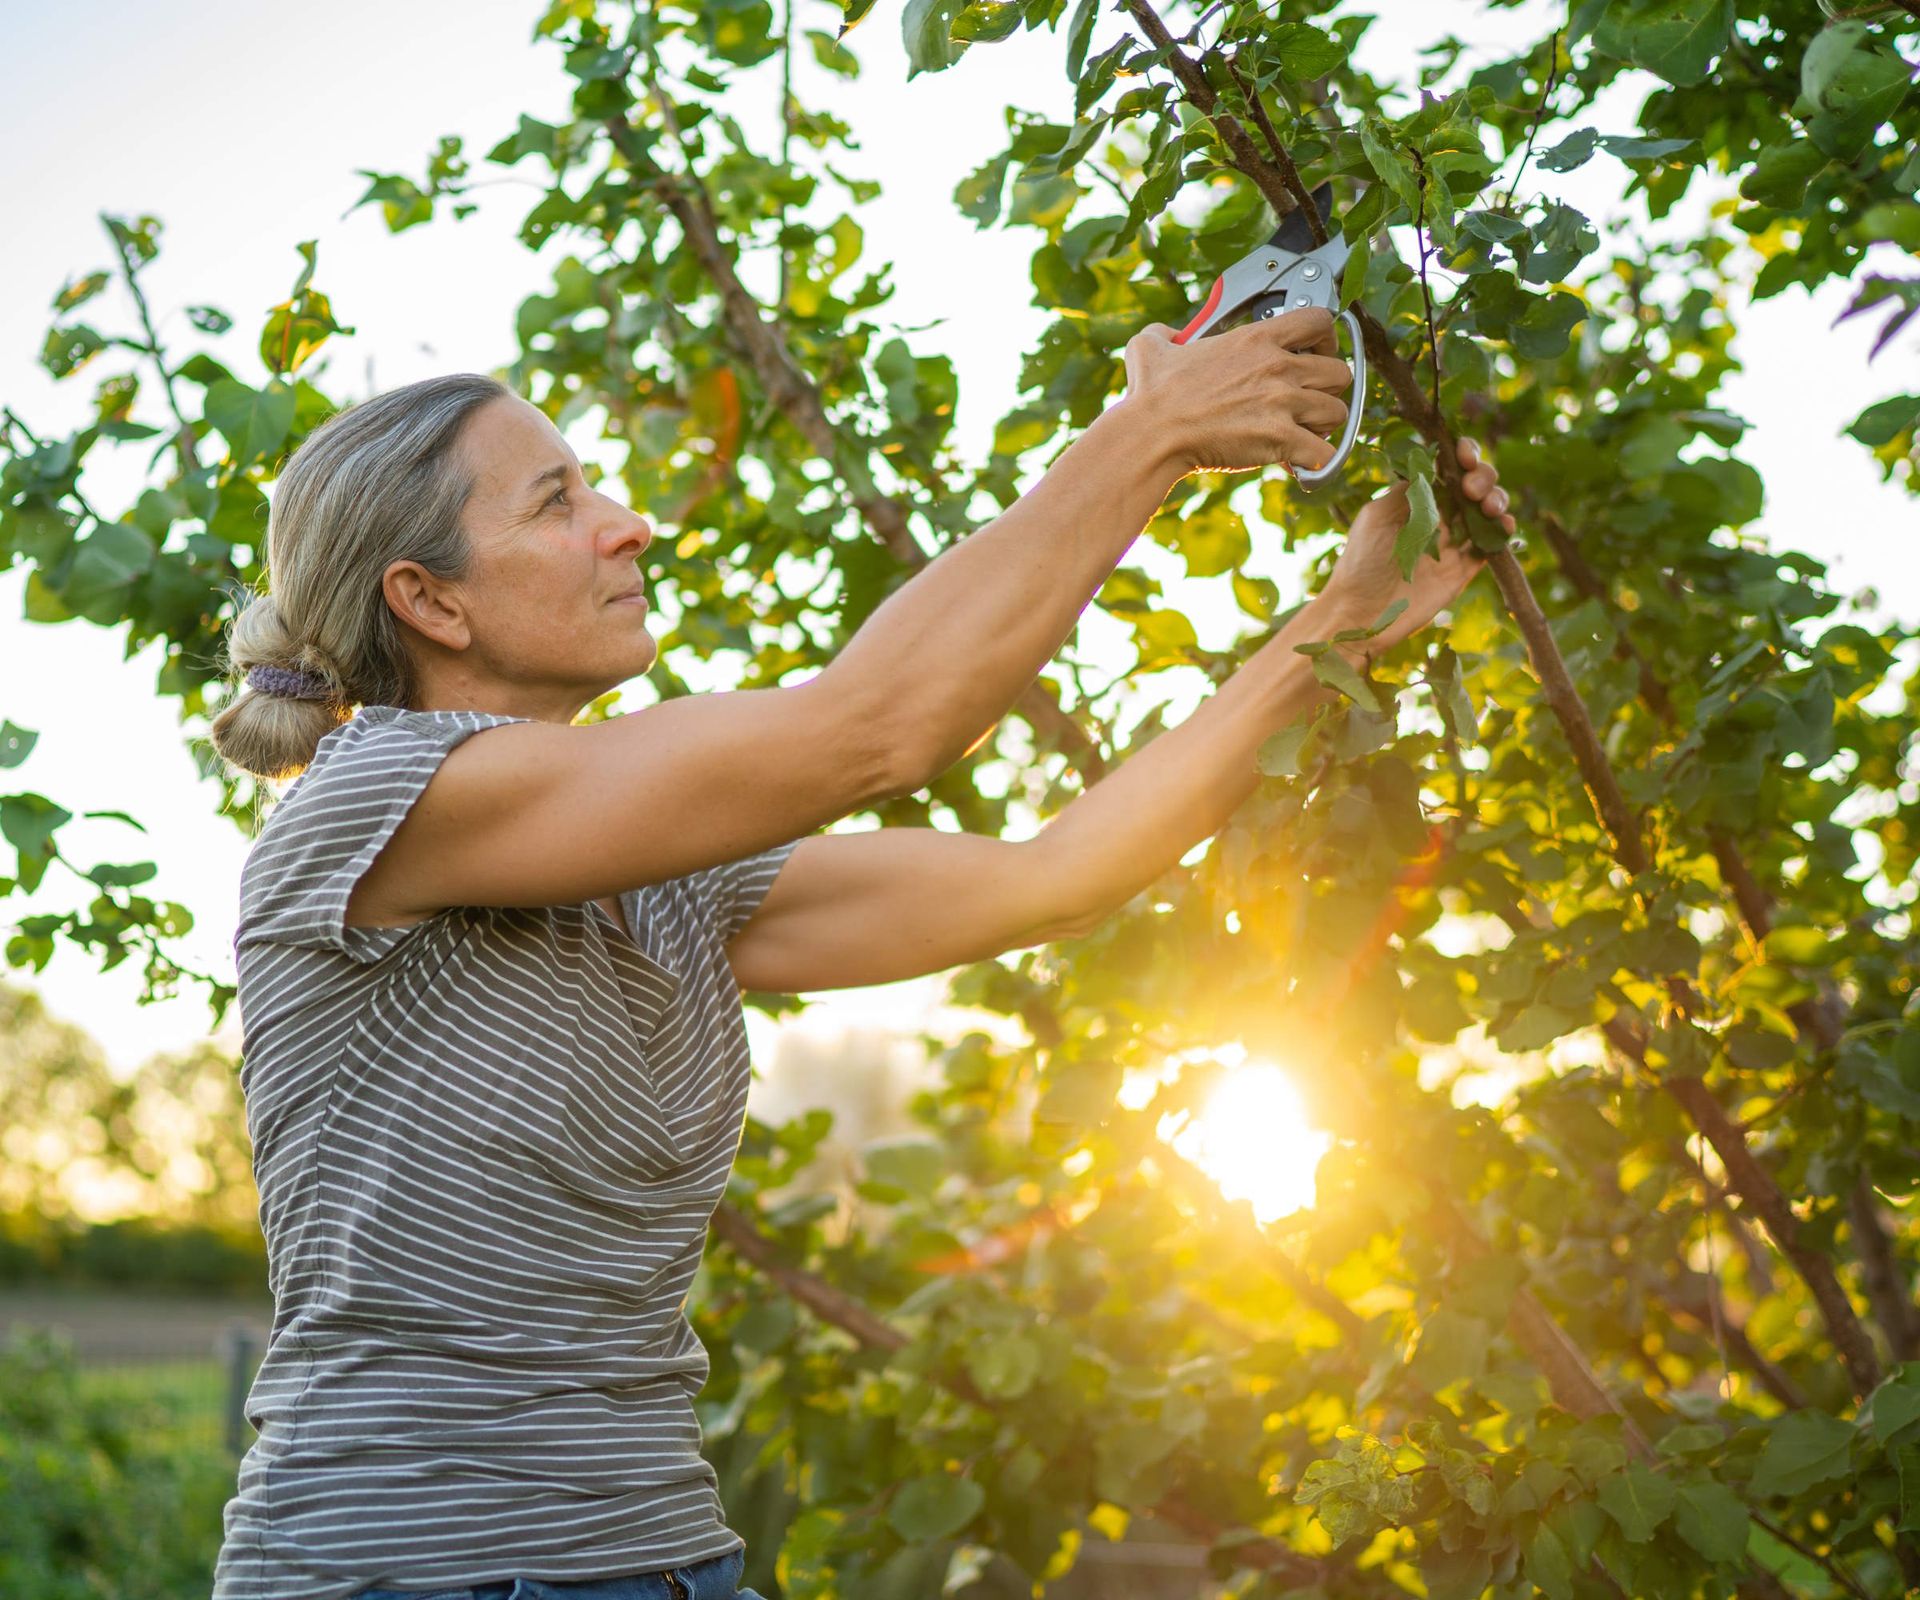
[1164, 1060, 1332, 1224]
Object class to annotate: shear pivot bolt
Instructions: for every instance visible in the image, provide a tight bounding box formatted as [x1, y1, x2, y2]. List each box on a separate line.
[1302, 263, 1321, 280]
[1265, 259, 1277, 270]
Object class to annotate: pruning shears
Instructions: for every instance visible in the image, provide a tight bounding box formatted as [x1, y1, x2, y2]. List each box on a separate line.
[1171, 183, 1365, 490]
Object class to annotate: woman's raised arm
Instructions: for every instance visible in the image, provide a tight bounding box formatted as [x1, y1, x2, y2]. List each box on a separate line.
[343, 313, 1353, 928]
[816, 307, 1351, 787]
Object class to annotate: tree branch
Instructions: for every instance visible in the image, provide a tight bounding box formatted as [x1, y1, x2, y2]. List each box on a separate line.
[1539, 510, 1915, 1367]
[708, 1200, 1330, 1588]
[1124, 1, 1322, 238]
[1109, 0, 1890, 1400]
[1605, 1018, 1883, 1398]
[603, 109, 1108, 783]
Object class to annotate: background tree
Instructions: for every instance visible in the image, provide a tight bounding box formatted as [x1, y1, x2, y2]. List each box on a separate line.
[3, 0, 1918, 1596]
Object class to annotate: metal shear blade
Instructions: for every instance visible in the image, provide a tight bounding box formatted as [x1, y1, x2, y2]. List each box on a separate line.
[1170, 181, 1367, 489]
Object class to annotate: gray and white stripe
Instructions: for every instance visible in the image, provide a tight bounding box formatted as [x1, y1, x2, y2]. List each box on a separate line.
[212, 704, 798, 1600]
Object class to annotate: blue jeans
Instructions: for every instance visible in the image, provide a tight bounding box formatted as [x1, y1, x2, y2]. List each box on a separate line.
[348, 1545, 763, 1600]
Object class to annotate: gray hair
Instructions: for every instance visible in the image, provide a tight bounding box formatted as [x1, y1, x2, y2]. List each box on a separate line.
[208, 372, 513, 779]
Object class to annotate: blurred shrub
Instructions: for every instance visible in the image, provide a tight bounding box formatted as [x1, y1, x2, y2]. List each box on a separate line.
[0, 1328, 231, 1599]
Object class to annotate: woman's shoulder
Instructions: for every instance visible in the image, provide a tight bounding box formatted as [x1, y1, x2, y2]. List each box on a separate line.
[237, 704, 535, 961]
[283, 704, 532, 793]
[256, 705, 534, 851]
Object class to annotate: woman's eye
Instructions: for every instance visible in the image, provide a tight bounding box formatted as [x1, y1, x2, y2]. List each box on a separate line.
[547, 486, 570, 509]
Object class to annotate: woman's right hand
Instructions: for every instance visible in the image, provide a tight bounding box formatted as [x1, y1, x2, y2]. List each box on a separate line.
[1122, 307, 1352, 477]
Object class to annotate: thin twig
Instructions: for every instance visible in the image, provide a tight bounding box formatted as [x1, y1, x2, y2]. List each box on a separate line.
[99, 212, 201, 476]
[1501, 30, 1562, 215]
[1413, 149, 1441, 420]
[1746, 1508, 1875, 1600]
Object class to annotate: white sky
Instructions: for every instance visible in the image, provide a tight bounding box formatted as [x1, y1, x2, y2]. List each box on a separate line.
[0, 0, 1911, 1080]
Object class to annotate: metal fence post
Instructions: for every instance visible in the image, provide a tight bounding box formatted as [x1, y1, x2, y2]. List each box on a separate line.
[222, 1321, 259, 1457]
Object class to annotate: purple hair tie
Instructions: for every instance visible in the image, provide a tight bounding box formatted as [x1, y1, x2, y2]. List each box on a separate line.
[246, 664, 338, 702]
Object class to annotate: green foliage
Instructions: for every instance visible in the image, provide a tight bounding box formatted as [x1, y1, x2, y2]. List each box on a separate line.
[5, 0, 1920, 1595]
[0, 1330, 235, 1599]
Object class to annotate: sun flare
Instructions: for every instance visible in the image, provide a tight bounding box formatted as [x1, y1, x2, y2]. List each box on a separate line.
[1165, 1061, 1332, 1224]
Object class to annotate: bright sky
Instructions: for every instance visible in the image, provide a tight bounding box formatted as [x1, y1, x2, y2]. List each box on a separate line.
[1, 0, 1911, 1083]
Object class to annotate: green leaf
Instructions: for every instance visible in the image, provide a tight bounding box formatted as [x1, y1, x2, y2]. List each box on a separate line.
[1599, 134, 1694, 163]
[1510, 291, 1588, 358]
[967, 1333, 1041, 1399]
[41, 324, 105, 379]
[954, 150, 1015, 228]
[903, 0, 965, 73]
[1848, 394, 1919, 448]
[889, 1474, 985, 1541]
[837, 0, 878, 33]
[1495, 1002, 1581, 1053]
[1672, 1480, 1751, 1564]
[62, 521, 156, 614]
[1035, 1057, 1121, 1121]
[949, 1, 1023, 43]
[1305, 646, 1382, 712]
[1269, 22, 1348, 78]
[1409, 1308, 1489, 1388]
[1257, 720, 1316, 778]
[0, 722, 38, 770]
[1656, 1424, 1727, 1458]
[861, 1137, 945, 1198]
[1359, 117, 1421, 215]
[1428, 646, 1477, 742]
[1395, 471, 1440, 580]
[1592, 0, 1734, 87]
[1064, 0, 1096, 81]
[1597, 1463, 1677, 1542]
[1739, 142, 1830, 209]
[0, 793, 72, 861]
[1870, 1368, 1920, 1444]
[1517, 204, 1597, 284]
[1538, 128, 1602, 173]
[51, 271, 111, 313]
[1750, 1409, 1857, 1499]
[84, 861, 158, 889]
[204, 380, 297, 468]
[1524, 1520, 1576, 1600]
[1803, 22, 1911, 157]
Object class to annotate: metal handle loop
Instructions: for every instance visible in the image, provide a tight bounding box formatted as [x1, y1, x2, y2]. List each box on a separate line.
[1293, 308, 1366, 491]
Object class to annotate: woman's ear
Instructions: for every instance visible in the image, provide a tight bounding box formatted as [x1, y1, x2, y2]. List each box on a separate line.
[382, 559, 473, 654]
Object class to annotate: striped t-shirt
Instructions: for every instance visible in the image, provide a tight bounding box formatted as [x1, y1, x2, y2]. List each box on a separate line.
[212, 704, 801, 1600]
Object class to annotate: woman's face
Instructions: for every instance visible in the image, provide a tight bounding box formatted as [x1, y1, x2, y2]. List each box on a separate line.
[391, 394, 659, 718]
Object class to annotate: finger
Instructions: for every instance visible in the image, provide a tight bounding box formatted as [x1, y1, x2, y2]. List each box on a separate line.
[1285, 353, 1354, 393]
[1456, 436, 1481, 469]
[1279, 420, 1336, 472]
[1290, 390, 1350, 434]
[1462, 462, 1496, 499]
[1502, 512, 1517, 535]
[1264, 306, 1336, 352]
[1483, 486, 1510, 519]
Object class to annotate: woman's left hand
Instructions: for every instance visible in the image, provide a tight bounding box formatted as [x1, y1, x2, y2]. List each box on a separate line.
[1310, 437, 1513, 658]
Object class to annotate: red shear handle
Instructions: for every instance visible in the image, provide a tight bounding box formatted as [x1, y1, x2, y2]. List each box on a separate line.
[1172, 276, 1224, 345]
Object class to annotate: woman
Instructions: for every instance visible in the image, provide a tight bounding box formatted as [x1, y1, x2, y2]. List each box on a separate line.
[206, 306, 1511, 1600]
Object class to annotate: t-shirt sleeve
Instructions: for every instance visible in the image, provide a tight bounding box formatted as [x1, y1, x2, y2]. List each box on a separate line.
[236, 710, 531, 965]
[684, 838, 804, 942]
